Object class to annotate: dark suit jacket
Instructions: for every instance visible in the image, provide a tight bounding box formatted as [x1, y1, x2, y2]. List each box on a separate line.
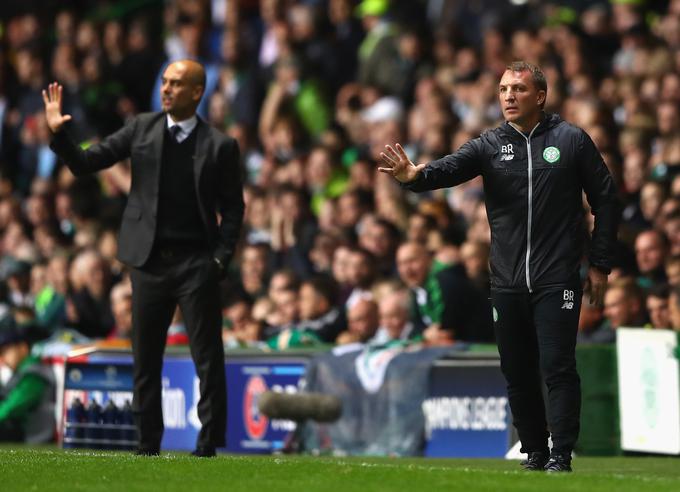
[50, 112, 244, 267]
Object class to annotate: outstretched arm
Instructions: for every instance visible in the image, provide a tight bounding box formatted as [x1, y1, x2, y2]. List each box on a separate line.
[44, 82, 135, 176]
[380, 139, 484, 192]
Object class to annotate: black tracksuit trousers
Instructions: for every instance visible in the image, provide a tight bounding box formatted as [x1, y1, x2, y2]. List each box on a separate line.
[491, 283, 582, 455]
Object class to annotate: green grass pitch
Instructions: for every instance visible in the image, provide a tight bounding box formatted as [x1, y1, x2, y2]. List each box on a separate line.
[1, 448, 679, 492]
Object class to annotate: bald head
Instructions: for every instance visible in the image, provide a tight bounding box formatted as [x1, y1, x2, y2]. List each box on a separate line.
[173, 59, 206, 87]
[348, 298, 379, 342]
[161, 59, 207, 120]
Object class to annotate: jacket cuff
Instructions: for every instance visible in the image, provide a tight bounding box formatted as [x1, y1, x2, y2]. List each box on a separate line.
[213, 245, 234, 266]
[399, 172, 425, 191]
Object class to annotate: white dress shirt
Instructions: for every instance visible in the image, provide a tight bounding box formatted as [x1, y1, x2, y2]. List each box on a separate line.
[166, 114, 197, 143]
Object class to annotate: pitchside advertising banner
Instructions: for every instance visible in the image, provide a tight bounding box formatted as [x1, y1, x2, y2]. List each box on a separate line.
[225, 356, 307, 453]
[62, 353, 135, 416]
[62, 348, 512, 456]
[617, 328, 680, 455]
[423, 356, 512, 457]
[62, 351, 309, 451]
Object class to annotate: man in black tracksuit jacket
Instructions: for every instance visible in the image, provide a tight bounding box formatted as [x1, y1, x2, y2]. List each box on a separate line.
[380, 62, 619, 472]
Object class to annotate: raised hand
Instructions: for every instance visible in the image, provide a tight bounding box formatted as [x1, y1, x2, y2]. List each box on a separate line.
[378, 143, 427, 183]
[41, 82, 72, 133]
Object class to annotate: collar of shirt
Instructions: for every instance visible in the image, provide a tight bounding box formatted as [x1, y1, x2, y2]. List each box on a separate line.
[166, 114, 197, 142]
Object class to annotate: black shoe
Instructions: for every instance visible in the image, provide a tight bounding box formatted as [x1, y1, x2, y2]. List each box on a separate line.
[544, 454, 572, 473]
[520, 451, 549, 471]
[135, 448, 160, 456]
[191, 446, 216, 457]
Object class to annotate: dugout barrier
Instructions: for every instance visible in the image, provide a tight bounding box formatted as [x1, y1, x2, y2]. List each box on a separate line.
[52, 336, 678, 457]
[58, 345, 517, 455]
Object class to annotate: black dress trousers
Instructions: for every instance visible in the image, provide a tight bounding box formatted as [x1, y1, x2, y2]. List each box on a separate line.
[130, 244, 226, 451]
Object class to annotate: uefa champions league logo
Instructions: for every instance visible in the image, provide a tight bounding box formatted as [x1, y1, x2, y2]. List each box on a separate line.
[244, 376, 269, 440]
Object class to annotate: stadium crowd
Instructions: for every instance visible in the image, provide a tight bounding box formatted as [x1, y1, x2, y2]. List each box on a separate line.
[1, 0, 680, 369]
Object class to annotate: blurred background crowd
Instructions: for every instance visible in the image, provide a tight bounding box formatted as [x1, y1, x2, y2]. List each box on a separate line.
[0, 0, 679, 354]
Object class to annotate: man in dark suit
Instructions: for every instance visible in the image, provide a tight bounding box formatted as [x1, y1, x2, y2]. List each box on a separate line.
[43, 60, 244, 457]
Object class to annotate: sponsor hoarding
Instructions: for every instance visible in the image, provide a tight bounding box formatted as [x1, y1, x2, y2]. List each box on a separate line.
[617, 328, 680, 454]
[423, 358, 511, 457]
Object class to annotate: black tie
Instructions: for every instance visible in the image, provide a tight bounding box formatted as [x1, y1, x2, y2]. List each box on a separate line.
[169, 125, 181, 142]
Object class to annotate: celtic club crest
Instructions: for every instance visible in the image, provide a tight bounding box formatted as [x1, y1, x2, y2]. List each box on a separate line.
[543, 146, 561, 163]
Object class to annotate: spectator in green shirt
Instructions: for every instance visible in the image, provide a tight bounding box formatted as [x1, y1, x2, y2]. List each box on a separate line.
[0, 313, 55, 443]
[396, 241, 493, 344]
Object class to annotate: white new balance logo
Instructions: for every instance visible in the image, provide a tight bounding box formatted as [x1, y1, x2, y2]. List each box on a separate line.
[561, 301, 574, 310]
[500, 144, 514, 162]
[561, 289, 575, 310]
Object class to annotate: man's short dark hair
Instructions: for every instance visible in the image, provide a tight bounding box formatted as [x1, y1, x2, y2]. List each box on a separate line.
[271, 268, 300, 291]
[647, 283, 670, 300]
[373, 218, 402, 244]
[506, 61, 548, 93]
[221, 292, 253, 310]
[302, 274, 339, 305]
[244, 242, 271, 254]
[348, 245, 375, 264]
[342, 189, 375, 212]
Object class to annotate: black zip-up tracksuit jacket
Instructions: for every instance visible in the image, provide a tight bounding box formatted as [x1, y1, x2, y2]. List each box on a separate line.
[405, 113, 620, 293]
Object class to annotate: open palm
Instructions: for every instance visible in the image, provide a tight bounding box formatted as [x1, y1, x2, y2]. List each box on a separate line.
[378, 143, 427, 183]
[41, 82, 72, 133]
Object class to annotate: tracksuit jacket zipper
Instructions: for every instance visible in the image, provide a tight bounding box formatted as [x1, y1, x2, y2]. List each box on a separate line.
[508, 122, 541, 293]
